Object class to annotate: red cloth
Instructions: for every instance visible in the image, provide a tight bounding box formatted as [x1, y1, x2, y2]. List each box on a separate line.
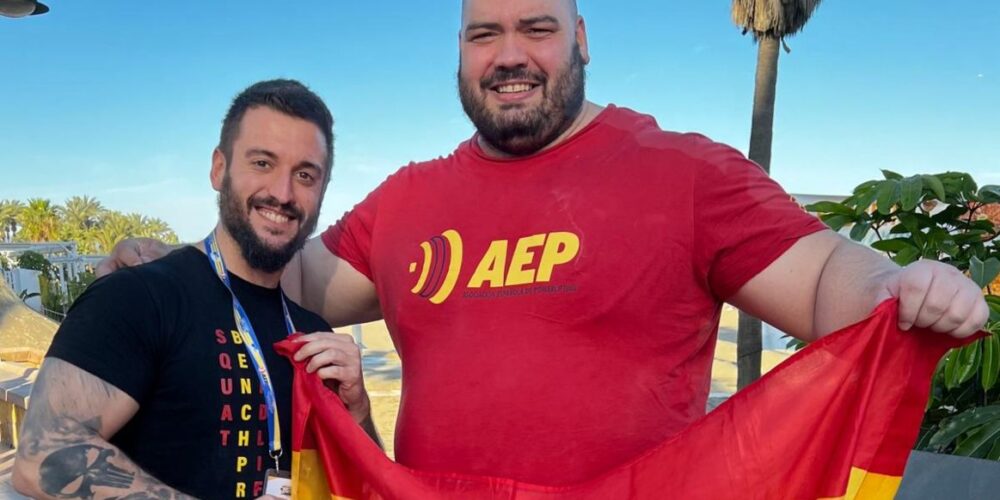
[321, 105, 826, 483]
[278, 299, 968, 499]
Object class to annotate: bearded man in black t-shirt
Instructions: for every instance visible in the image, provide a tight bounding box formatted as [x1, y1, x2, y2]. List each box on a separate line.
[12, 79, 379, 500]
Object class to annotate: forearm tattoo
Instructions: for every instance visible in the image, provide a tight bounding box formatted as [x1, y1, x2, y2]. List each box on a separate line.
[18, 359, 194, 499]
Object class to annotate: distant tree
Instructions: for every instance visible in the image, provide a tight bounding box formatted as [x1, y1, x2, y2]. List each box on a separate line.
[17, 250, 52, 275]
[61, 195, 105, 253]
[17, 198, 62, 242]
[3, 195, 179, 254]
[0, 199, 24, 242]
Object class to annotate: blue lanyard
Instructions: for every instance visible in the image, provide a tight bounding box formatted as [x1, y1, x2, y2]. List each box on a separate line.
[204, 232, 296, 471]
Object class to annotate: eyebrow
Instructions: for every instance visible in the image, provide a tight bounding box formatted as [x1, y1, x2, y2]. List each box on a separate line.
[245, 148, 278, 160]
[465, 21, 503, 32]
[464, 15, 561, 33]
[519, 15, 560, 27]
[246, 148, 323, 172]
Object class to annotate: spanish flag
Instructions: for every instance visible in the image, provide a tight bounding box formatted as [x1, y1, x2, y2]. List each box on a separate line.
[275, 300, 969, 499]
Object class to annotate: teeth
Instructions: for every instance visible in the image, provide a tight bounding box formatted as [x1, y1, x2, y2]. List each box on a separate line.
[258, 209, 289, 224]
[497, 83, 533, 94]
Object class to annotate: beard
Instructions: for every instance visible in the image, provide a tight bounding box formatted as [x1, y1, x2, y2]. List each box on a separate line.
[218, 172, 316, 274]
[459, 44, 586, 156]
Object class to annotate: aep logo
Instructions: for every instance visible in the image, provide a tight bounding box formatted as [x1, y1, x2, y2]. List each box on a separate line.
[409, 230, 580, 304]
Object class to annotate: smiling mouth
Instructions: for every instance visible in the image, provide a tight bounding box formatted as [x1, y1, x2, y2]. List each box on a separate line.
[254, 206, 296, 225]
[491, 82, 541, 95]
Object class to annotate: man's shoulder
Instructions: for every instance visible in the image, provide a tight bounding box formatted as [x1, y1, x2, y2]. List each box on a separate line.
[90, 246, 207, 303]
[607, 105, 748, 168]
[391, 150, 462, 181]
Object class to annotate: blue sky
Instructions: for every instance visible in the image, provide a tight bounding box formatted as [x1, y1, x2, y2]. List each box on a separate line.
[1, 0, 997, 242]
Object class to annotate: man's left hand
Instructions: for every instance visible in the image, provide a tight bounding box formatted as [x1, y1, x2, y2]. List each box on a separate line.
[880, 259, 989, 339]
[292, 332, 370, 423]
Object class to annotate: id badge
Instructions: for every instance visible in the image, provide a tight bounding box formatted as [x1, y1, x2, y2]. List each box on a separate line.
[264, 469, 292, 498]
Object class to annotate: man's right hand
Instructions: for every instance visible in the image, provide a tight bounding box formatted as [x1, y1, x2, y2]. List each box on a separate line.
[96, 238, 175, 277]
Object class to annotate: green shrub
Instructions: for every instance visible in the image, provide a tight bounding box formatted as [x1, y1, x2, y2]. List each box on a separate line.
[808, 170, 1000, 460]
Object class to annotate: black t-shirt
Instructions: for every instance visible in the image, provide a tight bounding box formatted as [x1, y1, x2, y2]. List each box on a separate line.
[46, 246, 331, 499]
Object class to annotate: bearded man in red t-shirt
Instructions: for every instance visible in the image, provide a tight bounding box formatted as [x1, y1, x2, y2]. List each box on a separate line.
[103, 0, 988, 486]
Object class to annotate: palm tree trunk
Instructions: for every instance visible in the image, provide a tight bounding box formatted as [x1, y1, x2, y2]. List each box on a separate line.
[748, 36, 780, 174]
[737, 36, 781, 390]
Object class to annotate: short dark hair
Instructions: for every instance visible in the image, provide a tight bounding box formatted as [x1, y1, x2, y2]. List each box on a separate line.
[219, 79, 334, 182]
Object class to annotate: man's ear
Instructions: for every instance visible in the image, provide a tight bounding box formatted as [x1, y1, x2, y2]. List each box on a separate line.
[210, 148, 226, 192]
[576, 16, 590, 65]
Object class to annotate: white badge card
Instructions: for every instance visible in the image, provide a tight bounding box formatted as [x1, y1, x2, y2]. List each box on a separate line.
[264, 469, 292, 499]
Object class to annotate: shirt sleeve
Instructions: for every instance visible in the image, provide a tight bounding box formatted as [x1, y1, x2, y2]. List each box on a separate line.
[691, 140, 827, 300]
[45, 268, 162, 402]
[321, 179, 387, 282]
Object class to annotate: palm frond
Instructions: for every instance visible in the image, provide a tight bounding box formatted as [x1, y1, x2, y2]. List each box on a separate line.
[732, 0, 823, 41]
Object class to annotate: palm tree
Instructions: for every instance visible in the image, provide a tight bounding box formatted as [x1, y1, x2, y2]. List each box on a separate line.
[93, 211, 137, 255]
[0, 199, 25, 242]
[731, 0, 823, 389]
[17, 198, 62, 242]
[137, 216, 179, 243]
[61, 195, 104, 253]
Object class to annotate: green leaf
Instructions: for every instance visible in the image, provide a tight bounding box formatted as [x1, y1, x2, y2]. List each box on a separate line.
[988, 438, 1000, 460]
[944, 349, 961, 389]
[971, 222, 997, 236]
[871, 239, 915, 253]
[852, 180, 881, 195]
[876, 180, 900, 215]
[881, 169, 904, 181]
[923, 175, 947, 201]
[849, 223, 869, 242]
[896, 212, 923, 235]
[928, 405, 1000, 450]
[893, 246, 921, 266]
[900, 176, 924, 211]
[986, 296, 1000, 319]
[957, 341, 983, 385]
[982, 333, 1000, 391]
[944, 343, 980, 389]
[932, 204, 971, 224]
[853, 187, 879, 216]
[964, 176, 980, 199]
[979, 185, 1000, 203]
[805, 201, 854, 215]
[954, 420, 1000, 458]
[970, 256, 1000, 289]
[953, 231, 988, 245]
[820, 214, 852, 232]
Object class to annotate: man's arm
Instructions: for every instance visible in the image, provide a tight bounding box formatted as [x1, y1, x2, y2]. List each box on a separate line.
[730, 229, 988, 342]
[282, 236, 381, 327]
[98, 236, 381, 328]
[13, 358, 194, 500]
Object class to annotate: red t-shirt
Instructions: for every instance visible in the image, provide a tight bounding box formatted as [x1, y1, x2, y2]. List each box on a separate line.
[322, 105, 826, 485]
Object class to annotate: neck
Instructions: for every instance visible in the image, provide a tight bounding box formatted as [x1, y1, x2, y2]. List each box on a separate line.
[477, 100, 604, 159]
[205, 223, 282, 289]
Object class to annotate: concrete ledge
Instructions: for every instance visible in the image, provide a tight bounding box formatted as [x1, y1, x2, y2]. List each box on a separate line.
[0, 349, 43, 366]
[0, 360, 36, 450]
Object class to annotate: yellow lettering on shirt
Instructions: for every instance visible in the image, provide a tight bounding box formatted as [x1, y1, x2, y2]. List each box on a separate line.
[240, 378, 252, 395]
[235, 481, 246, 498]
[231, 330, 243, 345]
[236, 456, 248, 472]
[468, 240, 508, 288]
[536, 232, 580, 282]
[241, 405, 252, 423]
[237, 353, 249, 369]
[505, 233, 546, 286]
